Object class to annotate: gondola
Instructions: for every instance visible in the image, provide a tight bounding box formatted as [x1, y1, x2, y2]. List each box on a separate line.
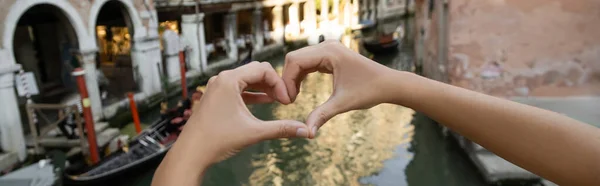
[362, 36, 400, 54]
[362, 23, 404, 54]
[63, 95, 199, 185]
[63, 116, 178, 185]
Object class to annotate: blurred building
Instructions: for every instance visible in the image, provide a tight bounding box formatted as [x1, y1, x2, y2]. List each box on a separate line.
[414, 0, 600, 183]
[154, 0, 319, 69]
[0, 0, 161, 163]
[0, 0, 405, 170]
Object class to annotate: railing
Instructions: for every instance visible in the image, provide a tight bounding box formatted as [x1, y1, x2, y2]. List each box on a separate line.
[26, 103, 86, 155]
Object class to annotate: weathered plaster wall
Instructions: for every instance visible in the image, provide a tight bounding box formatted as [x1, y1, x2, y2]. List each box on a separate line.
[419, 0, 600, 97]
[450, 0, 600, 97]
[414, 0, 448, 83]
[413, 0, 426, 67]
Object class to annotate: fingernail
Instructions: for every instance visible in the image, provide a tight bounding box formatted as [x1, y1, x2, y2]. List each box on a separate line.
[311, 126, 318, 138]
[296, 128, 308, 138]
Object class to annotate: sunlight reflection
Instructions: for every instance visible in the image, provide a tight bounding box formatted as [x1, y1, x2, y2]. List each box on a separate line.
[246, 65, 416, 185]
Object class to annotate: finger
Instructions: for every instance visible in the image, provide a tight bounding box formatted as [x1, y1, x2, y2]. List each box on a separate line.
[230, 62, 291, 104]
[257, 120, 310, 140]
[245, 83, 278, 103]
[206, 76, 218, 90]
[305, 96, 345, 139]
[241, 92, 274, 104]
[282, 43, 334, 102]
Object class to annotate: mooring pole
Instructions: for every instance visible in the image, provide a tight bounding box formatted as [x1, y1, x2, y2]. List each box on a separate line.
[72, 68, 100, 164]
[179, 49, 188, 99]
[127, 92, 142, 134]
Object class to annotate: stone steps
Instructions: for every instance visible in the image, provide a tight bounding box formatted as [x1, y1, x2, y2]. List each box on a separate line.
[27, 122, 120, 157]
[36, 127, 119, 148]
[0, 152, 19, 172]
[451, 133, 539, 183]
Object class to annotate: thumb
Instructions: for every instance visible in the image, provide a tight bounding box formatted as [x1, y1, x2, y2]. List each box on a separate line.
[259, 120, 310, 140]
[306, 97, 344, 139]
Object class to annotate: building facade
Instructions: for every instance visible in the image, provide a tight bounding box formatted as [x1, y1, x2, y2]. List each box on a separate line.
[415, 0, 600, 119]
[0, 0, 161, 161]
[417, 0, 600, 98]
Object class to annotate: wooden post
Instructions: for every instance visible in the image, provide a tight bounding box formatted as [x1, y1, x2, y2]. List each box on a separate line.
[179, 50, 188, 99]
[72, 68, 100, 164]
[127, 92, 142, 134]
[73, 105, 87, 158]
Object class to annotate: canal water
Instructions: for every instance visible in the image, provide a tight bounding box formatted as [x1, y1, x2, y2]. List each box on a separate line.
[122, 17, 488, 186]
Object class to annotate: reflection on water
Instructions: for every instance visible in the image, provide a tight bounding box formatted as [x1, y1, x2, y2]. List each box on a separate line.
[202, 54, 416, 186]
[247, 65, 417, 186]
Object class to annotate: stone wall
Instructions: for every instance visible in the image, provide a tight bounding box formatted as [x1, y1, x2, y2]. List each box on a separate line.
[417, 0, 600, 97]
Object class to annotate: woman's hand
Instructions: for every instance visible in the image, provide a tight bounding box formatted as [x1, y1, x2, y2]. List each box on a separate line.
[282, 40, 395, 138]
[152, 62, 310, 186]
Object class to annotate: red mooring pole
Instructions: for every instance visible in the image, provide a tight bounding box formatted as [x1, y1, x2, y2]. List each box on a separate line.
[179, 50, 188, 99]
[127, 92, 142, 134]
[72, 68, 100, 164]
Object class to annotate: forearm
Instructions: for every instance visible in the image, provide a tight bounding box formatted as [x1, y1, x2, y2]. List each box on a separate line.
[152, 130, 212, 186]
[385, 71, 600, 185]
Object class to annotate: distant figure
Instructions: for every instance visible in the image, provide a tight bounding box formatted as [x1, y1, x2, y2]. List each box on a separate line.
[96, 54, 110, 100]
[57, 107, 84, 139]
[164, 87, 204, 133]
[61, 43, 79, 90]
[237, 45, 253, 66]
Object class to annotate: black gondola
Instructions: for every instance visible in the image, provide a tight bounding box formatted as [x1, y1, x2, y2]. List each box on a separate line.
[64, 113, 182, 185]
[362, 37, 400, 54]
[361, 22, 404, 54]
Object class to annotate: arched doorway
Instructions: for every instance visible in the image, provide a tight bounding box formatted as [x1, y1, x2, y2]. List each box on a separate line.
[13, 4, 80, 103]
[95, 0, 136, 105]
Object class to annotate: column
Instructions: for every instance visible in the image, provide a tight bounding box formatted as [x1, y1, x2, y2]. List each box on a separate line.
[225, 12, 238, 59]
[352, 0, 359, 25]
[181, 13, 207, 72]
[271, 6, 285, 44]
[0, 64, 26, 161]
[320, 0, 329, 22]
[252, 9, 264, 50]
[361, 0, 369, 21]
[198, 18, 208, 71]
[288, 3, 301, 36]
[303, 1, 317, 33]
[80, 52, 103, 120]
[343, 0, 352, 27]
[332, 0, 340, 21]
[161, 30, 181, 81]
[370, 0, 377, 21]
[131, 39, 163, 96]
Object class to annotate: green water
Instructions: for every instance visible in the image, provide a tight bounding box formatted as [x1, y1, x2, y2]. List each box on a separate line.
[117, 17, 489, 186]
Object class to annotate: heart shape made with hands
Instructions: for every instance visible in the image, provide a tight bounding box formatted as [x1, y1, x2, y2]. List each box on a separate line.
[175, 41, 390, 165]
[198, 41, 387, 141]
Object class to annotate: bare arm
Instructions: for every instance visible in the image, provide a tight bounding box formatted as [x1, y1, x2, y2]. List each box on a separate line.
[387, 71, 600, 186]
[282, 41, 600, 186]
